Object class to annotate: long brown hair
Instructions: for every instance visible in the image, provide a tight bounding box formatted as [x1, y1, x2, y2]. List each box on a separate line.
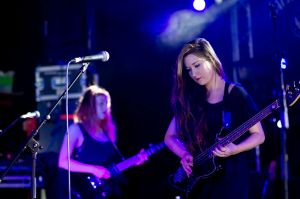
[74, 85, 116, 140]
[172, 38, 226, 153]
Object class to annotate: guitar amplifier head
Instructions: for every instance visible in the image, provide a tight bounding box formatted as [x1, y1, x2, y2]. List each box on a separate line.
[35, 64, 87, 102]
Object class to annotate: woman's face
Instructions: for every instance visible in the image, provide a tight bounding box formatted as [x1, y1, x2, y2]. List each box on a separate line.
[95, 95, 108, 120]
[183, 53, 214, 86]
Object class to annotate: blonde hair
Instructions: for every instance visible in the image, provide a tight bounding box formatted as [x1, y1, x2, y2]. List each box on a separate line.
[74, 85, 116, 139]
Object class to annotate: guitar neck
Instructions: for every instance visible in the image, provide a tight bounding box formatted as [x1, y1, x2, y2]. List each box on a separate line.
[112, 142, 166, 173]
[194, 99, 280, 164]
[217, 84, 299, 148]
[115, 155, 141, 172]
[218, 99, 280, 147]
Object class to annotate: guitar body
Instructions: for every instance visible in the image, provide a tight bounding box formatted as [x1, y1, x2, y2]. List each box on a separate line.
[170, 155, 222, 193]
[69, 142, 166, 198]
[71, 173, 104, 199]
[71, 172, 124, 199]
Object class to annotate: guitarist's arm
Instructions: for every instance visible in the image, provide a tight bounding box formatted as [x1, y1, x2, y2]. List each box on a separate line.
[213, 122, 265, 158]
[58, 123, 111, 179]
[164, 117, 193, 176]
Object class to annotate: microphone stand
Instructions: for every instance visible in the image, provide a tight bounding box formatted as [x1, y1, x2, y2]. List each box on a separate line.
[0, 62, 90, 199]
[0, 117, 22, 137]
[269, 3, 289, 199]
[279, 60, 289, 199]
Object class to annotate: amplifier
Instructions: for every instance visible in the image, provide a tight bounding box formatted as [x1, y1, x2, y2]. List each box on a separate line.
[0, 160, 44, 189]
[0, 175, 44, 188]
[35, 64, 87, 102]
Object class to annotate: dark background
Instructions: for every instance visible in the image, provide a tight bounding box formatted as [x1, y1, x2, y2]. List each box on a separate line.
[0, 0, 300, 198]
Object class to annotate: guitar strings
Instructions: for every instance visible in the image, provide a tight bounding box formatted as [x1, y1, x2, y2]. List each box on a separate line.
[193, 100, 279, 165]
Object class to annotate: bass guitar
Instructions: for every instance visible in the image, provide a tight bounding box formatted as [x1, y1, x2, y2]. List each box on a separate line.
[169, 83, 300, 193]
[71, 141, 166, 198]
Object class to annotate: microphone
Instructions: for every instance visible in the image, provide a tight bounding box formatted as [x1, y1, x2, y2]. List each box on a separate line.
[73, 51, 110, 63]
[20, 111, 40, 119]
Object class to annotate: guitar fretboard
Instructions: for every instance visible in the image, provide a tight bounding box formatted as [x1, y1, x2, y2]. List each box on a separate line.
[194, 99, 280, 165]
[114, 142, 166, 173]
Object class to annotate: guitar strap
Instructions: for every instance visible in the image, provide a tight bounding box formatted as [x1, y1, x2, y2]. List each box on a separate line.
[103, 132, 126, 162]
[77, 123, 125, 161]
[222, 82, 232, 129]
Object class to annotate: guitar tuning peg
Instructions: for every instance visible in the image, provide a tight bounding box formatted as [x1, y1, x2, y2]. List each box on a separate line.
[290, 81, 295, 88]
[291, 81, 300, 91]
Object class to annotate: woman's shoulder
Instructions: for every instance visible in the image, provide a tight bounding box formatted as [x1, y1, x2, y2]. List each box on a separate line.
[68, 123, 84, 136]
[227, 81, 257, 109]
[69, 122, 80, 129]
[227, 81, 249, 96]
[67, 123, 85, 146]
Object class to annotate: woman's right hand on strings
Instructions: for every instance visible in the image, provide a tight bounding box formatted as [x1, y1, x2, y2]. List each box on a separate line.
[180, 152, 193, 177]
[92, 165, 111, 179]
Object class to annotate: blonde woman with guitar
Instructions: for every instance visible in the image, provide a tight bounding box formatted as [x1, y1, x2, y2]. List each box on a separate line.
[58, 85, 149, 199]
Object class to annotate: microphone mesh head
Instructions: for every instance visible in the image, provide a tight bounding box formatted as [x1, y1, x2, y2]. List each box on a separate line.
[35, 111, 41, 118]
[102, 51, 110, 62]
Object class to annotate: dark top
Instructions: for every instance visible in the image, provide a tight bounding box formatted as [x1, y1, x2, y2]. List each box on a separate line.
[189, 82, 258, 199]
[73, 123, 121, 166]
[60, 123, 126, 199]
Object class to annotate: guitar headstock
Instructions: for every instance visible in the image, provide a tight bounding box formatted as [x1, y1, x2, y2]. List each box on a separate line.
[287, 80, 300, 107]
[145, 142, 166, 156]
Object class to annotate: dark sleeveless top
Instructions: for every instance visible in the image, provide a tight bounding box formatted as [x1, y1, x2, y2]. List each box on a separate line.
[65, 123, 126, 199]
[72, 123, 122, 167]
[189, 82, 258, 199]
